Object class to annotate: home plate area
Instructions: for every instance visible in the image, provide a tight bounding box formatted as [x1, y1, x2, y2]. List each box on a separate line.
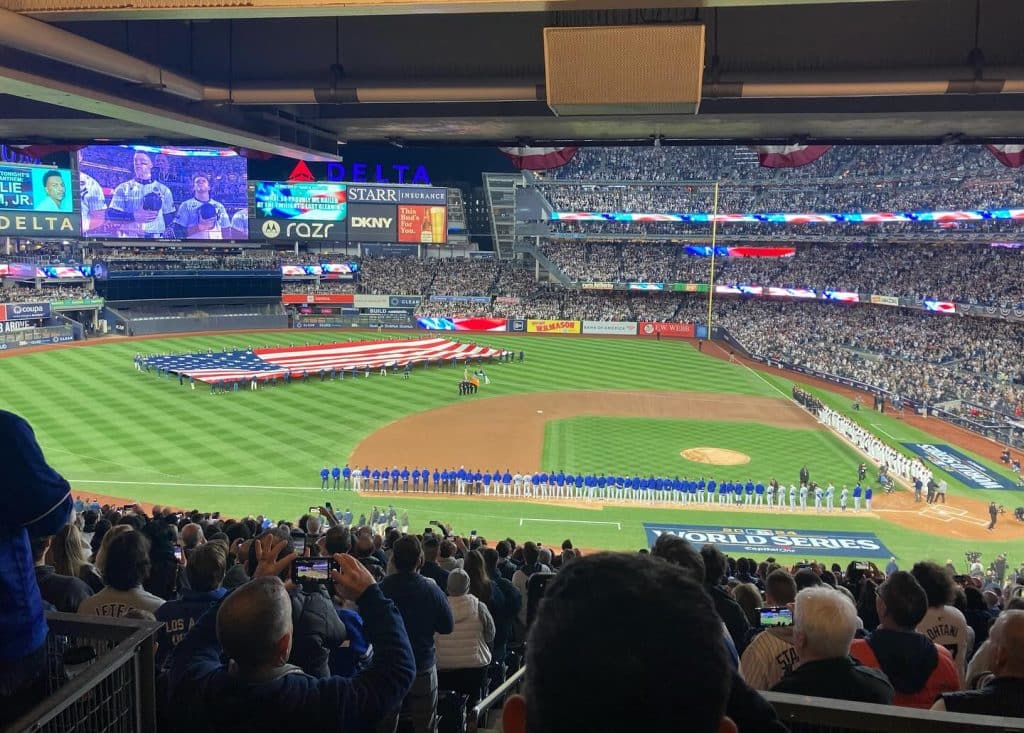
[921, 504, 984, 526]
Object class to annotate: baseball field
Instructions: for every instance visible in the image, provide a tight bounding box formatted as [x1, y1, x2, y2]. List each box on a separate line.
[2, 331, 1022, 567]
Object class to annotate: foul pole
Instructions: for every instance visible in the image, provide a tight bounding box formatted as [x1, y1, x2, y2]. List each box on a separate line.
[705, 181, 720, 341]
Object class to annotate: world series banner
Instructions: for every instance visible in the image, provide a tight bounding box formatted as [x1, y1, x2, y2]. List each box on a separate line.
[902, 443, 1020, 490]
[644, 523, 894, 559]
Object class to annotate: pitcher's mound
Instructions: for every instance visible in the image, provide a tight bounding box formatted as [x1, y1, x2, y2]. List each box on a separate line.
[681, 447, 751, 466]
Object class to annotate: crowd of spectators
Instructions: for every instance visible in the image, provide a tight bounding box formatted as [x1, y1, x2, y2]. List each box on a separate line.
[536, 241, 1024, 309]
[7, 408, 1024, 732]
[708, 300, 1024, 416]
[1, 284, 97, 302]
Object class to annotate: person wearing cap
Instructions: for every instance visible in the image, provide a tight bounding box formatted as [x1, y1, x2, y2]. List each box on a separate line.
[0, 410, 74, 725]
[173, 173, 230, 240]
[435, 568, 495, 707]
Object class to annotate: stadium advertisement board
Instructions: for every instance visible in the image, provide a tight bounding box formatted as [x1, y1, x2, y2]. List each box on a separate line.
[901, 443, 1020, 490]
[527, 319, 581, 334]
[581, 282, 615, 291]
[430, 295, 492, 304]
[671, 283, 709, 293]
[508, 319, 527, 332]
[582, 320, 637, 336]
[354, 294, 391, 309]
[0, 163, 79, 237]
[389, 296, 421, 308]
[417, 317, 508, 332]
[0, 302, 50, 321]
[347, 202, 397, 242]
[397, 205, 447, 244]
[282, 294, 355, 305]
[637, 322, 695, 338]
[254, 181, 348, 221]
[870, 294, 900, 306]
[51, 298, 104, 308]
[0, 333, 74, 350]
[643, 523, 893, 559]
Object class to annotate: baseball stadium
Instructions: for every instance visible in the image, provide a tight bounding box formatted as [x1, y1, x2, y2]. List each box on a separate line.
[5, 3, 1024, 732]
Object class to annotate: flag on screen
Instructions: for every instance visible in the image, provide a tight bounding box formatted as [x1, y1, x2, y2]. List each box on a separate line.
[141, 338, 506, 384]
[499, 146, 578, 171]
[985, 144, 1024, 168]
[751, 145, 832, 168]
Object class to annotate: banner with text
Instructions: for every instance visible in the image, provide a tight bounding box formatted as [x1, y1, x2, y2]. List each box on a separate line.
[353, 294, 392, 309]
[0, 302, 50, 322]
[643, 523, 893, 558]
[637, 321, 695, 338]
[582, 320, 637, 336]
[282, 293, 355, 305]
[902, 443, 1020, 490]
[527, 319, 581, 334]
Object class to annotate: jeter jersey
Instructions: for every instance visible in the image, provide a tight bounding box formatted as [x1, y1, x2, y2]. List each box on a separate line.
[174, 197, 230, 239]
[739, 630, 798, 691]
[110, 179, 174, 235]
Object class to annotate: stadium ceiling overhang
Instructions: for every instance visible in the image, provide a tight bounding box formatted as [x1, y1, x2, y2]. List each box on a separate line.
[5, 0, 896, 22]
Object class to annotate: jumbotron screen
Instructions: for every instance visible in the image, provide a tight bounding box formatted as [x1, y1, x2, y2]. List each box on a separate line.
[77, 145, 249, 240]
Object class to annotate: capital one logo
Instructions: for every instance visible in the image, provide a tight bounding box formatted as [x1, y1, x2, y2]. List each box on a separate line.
[351, 216, 393, 228]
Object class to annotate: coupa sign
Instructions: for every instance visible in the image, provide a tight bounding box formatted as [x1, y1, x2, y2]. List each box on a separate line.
[643, 523, 893, 559]
[902, 443, 1019, 490]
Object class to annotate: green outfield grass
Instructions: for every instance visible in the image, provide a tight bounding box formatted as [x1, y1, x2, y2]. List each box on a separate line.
[1, 331, 1022, 566]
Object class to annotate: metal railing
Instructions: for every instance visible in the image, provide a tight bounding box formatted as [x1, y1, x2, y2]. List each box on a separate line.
[763, 691, 1024, 733]
[467, 666, 526, 733]
[4, 612, 159, 733]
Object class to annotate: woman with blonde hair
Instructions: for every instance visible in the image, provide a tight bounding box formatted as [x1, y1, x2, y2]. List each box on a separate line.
[50, 524, 104, 592]
[94, 524, 132, 578]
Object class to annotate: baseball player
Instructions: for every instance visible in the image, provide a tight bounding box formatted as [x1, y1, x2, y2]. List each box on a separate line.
[826, 483, 835, 512]
[765, 480, 774, 510]
[813, 484, 823, 512]
[174, 173, 230, 239]
[705, 479, 716, 505]
[754, 482, 765, 507]
[331, 465, 341, 491]
[865, 486, 873, 512]
[107, 151, 174, 238]
[853, 483, 863, 511]
[799, 484, 808, 512]
[840, 485, 849, 512]
[320, 465, 330, 491]
[744, 480, 755, 507]
[788, 484, 798, 511]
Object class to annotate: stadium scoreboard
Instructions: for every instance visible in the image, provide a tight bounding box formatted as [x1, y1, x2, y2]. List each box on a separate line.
[253, 180, 447, 244]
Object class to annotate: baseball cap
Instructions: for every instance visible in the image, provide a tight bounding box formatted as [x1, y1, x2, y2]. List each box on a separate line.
[0, 410, 71, 534]
[447, 568, 470, 597]
[142, 192, 163, 211]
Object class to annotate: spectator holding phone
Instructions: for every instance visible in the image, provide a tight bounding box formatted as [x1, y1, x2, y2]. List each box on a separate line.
[155, 541, 228, 670]
[771, 587, 893, 703]
[169, 534, 415, 732]
[740, 569, 799, 690]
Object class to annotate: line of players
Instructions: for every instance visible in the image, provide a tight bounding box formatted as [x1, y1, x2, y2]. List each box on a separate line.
[319, 464, 876, 511]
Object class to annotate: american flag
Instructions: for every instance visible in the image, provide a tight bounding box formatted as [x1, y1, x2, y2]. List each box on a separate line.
[141, 337, 507, 384]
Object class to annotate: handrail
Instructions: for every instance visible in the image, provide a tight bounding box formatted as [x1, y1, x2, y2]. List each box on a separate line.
[467, 666, 526, 733]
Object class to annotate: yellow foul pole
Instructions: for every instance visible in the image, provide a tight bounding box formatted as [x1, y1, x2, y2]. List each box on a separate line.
[705, 181, 720, 340]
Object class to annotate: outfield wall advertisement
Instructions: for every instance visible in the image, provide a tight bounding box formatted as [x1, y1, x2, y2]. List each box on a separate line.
[638, 322, 695, 338]
[644, 523, 893, 558]
[902, 443, 1020, 490]
[417, 317, 508, 332]
[0, 302, 50, 321]
[582, 320, 637, 336]
[527, 319, 581, 334]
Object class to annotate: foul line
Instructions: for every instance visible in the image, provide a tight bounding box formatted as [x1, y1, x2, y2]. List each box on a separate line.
[870, 423, 899, 441]
[71, 478, 325, 492]
[520, 517, 621, 530]
[734, 358, 791, 400]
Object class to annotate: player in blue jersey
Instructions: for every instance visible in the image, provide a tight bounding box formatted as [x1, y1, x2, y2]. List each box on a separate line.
[331, 465, 341, 490]
[342, 464, 352, 490]
[865, 486, 873, 511]
[371, 468, 381, 491]
[754, 482, 765, 507]
[853, 483, 863, 511]
[411, 468, 421, 492]
[400, 467, 410, 492]
[744, 480, 755, 507]
[320, 466, 330, 491]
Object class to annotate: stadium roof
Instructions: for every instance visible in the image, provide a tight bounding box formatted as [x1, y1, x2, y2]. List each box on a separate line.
[0, 0, 1023, 156]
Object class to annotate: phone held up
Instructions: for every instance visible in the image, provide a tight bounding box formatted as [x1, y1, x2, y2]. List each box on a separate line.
[759, 606, 793, 628]
[291, 557, 338, 585]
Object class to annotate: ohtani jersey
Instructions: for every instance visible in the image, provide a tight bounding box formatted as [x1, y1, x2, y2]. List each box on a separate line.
[917, 605, 973, 682]
[110, 179, 174, 236]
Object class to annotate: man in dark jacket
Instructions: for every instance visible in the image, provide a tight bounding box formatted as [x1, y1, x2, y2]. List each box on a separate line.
[245, 531, 347, 678]
[935, 610, 1024, 715]
[701, 544, 750, 649]
[482, 548, 522, 665]
[772, 587, 893, 703]
[380, 535, 454, 733]
[31, 535, 92, 613]
[420, 537, 449, 589]
[169, 535, 415, 732]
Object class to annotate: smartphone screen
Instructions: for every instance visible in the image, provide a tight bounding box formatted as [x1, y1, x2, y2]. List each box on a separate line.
[759, 606, 793, 628]
[173, 546, 183, 561]
[292, 557, 335, 584]
[293, 535, 306, 553]
[309, 506, 320, 514]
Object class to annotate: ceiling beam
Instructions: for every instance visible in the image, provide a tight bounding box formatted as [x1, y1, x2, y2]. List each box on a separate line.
[0, 65, 343, 161]
[8, 0, 908, 22]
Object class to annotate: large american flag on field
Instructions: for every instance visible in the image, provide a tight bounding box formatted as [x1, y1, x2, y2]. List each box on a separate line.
[141, 337, 507, 384]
